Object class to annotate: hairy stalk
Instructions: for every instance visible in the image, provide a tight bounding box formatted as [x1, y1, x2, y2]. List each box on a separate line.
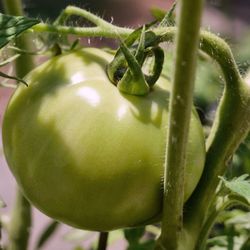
[155, 1, 204, 249]
[2, 0, 35, 249]
[55, 6, 116, 29]
[32, 23, 132, 39]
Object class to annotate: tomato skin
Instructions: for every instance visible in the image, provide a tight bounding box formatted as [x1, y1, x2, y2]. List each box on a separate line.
[2, 48, 205, 231]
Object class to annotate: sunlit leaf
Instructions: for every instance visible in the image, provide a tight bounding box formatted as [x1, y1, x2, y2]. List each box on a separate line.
[219, 175, 250, 205]
[0, 13, 40, 48]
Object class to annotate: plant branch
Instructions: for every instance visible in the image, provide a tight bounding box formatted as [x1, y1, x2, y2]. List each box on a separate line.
[56, 6, 116, 29]
[6, 191, 31, 250]
[155, 0, 204, 249]
[2, 0, 35, 249]
[32, 23, 132, 39]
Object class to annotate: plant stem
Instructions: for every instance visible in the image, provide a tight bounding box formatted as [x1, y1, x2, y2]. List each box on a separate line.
[2, 0, 35, 78]
[97, 232, 109, 250]
[6, 192, 31, 250]
[2, 0, 35, 250]
[56, 6, 116, 29]
[32, 23, 132, 39]
[2, 0, 23, 16]
[155, 0, 204, 249]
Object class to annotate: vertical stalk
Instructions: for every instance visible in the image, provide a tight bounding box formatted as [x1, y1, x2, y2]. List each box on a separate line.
[156, 0, 204, 249]
[2, 0, 35, 249]
[6, 192, 31, 250]
[97, 232, 109, 250]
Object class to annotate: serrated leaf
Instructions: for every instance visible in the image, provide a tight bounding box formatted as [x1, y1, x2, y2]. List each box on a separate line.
[219, 175, 250, 204]
[159, 1, 176, 27]
[0, 13, 40, 48]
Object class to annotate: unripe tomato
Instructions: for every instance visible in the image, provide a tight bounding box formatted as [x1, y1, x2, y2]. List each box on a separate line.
[2, 48, 205, 231]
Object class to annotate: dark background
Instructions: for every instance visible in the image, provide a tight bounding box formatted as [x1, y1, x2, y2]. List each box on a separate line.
[1, 0, 250, 30]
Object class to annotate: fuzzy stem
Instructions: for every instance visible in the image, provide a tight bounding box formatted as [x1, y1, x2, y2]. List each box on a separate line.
[155, 1, 204, 249]
[58, 6, 116, 29]
[32, 23, 132, 39]
[2, 0, 35, 249]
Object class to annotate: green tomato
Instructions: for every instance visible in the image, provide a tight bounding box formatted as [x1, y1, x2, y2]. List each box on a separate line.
[2, 48, 205, 231]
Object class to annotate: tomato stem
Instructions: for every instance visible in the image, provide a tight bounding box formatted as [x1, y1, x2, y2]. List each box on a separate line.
[2, 0, 35, 249]
[4, 191, 31, 250]
[154, 0, 204, 249]
[97, 232, 109, 250]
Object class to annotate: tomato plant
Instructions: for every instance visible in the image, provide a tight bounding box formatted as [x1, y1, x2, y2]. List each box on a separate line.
[1, 0, 250, 250]
[2, 48, 205, 231]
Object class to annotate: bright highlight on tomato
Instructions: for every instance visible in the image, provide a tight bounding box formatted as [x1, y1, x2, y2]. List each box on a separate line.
[2, 48, 205, 231]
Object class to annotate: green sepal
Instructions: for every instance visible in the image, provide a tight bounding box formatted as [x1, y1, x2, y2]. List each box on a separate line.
[107, 24, 164, 96]
[118, 37, 149, 95]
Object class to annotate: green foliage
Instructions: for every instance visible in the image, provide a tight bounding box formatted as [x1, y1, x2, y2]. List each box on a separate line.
[0, 13, 39, 48]
[208, 210, 250, 249]
[220, 175, 250, 206]
[124, 227, 156, 250]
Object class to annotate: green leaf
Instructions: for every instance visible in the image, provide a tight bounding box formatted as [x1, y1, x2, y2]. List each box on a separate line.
[226, 212, 250, 230]
[240, 236, 250, 250]
[35, 221, 59, 249]
[150, 7, 167, 22]
[0, 13, 40, 49]
[159, 1, 176, 27]
[124, 227, 145, 244]
[207, 236, 228, 247]
[219, 175, 250, 205]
